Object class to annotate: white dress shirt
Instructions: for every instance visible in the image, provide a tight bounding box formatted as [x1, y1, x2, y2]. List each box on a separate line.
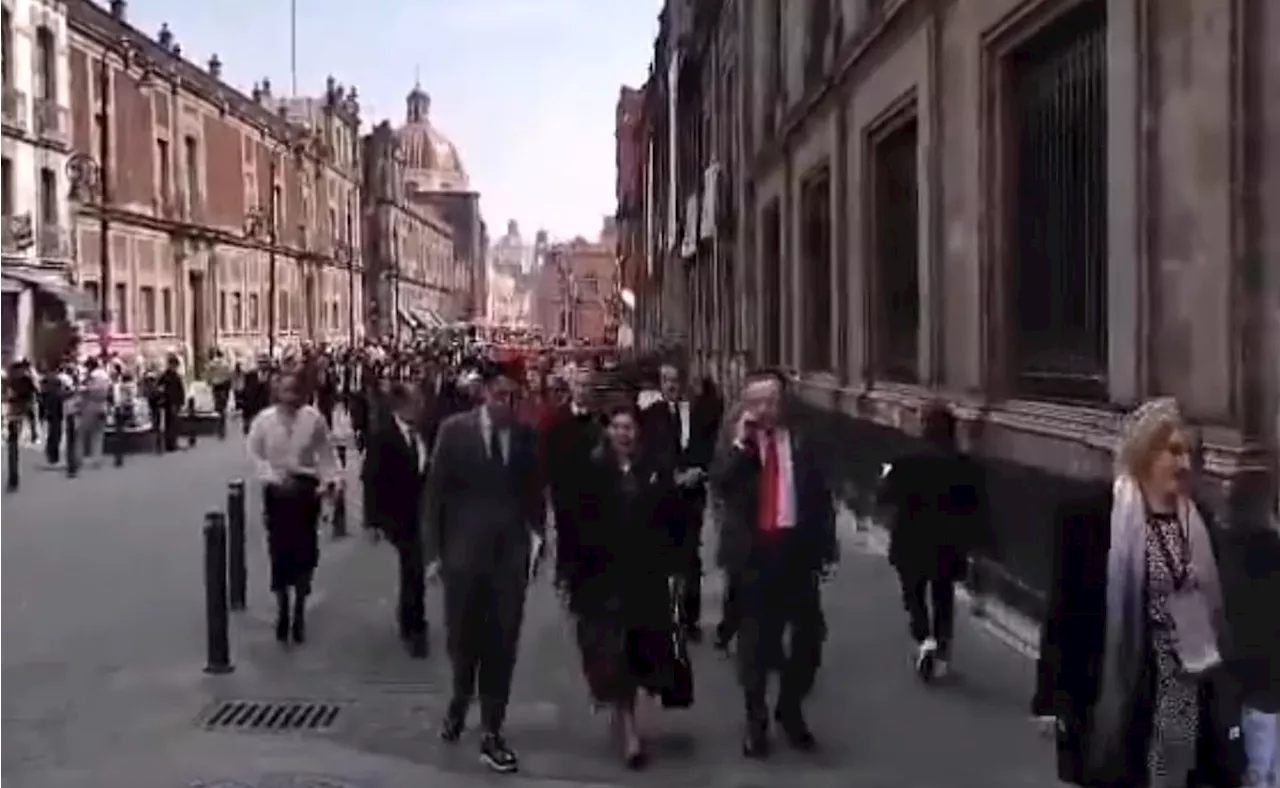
[247, 404, 338, 486]
[478, 405, 510, 464]
[737, 428, 797, 530]
[394, 415, 426, 473]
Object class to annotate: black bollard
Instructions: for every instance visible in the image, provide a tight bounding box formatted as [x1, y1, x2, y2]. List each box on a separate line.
[331, 485, 348, 539]
[336, 444, 347, 468]
[186, 398, 198, 448]
[64, 414, 79, 478]
[202, 511, 234, 674]
[112, 406, 126, 467]
[6, 418, 19, 492]
[226, 480, 247, 612]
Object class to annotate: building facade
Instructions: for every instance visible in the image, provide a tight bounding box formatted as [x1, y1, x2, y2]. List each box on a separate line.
[486, 219, 537, 327]
[394, 82, 486, 322]
[63, 0, 365, 370]
[2, 0, 81, 365]
[533, 222, 618, 344]
[614, 85, 647, 348]
[630, 0, 1280, 610]
[360, 118, 456, 338]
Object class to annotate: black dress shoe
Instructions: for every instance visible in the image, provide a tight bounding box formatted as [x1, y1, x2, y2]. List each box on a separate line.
[624, 746, 649, 770]
[713, 627, 734, 652]
[775, 706, 817, 751]
[684, 625, 703, 644]
[405, 633, 428, 659]
[742, 723, 770, 759]
[439, 712, 465, 743]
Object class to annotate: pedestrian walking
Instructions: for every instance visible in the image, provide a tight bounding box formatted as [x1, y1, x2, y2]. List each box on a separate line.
[246, 371, 339, 646]
[364, 381, 431, 658]
[710, 368, 836, 758]
[422, 358, 546, 773]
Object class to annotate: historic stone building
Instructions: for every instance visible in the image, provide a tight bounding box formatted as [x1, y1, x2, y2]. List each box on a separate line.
[533, 221, 618, 344]
[394, 82, 487, 322]
[2, 0, 84, 365]
[360, 117, 457, 338]
[486, 219, 537, 328]
[63, 0, 365, 369]
[629, 0, 1280, 612]
[613, 85, 647, 349]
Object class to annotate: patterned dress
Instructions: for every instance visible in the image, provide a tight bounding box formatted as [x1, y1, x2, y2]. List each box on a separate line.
[1144, 510, 1201, 787]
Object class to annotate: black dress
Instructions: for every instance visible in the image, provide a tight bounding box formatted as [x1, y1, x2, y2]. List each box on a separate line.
[568, 449, 678, 704]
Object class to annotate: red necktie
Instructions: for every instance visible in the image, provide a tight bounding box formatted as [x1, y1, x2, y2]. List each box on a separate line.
[758, 431, 779, 533]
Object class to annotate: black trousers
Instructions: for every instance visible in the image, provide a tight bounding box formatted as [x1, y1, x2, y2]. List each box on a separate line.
[716, 571, 741, 641]
[442, 565, 528, 733]
[737, 567, 825, 722]
[897, 571, 956, 657]
[671, 491, 704, 629]
[161, 405, 180, 451]
[394, 536, 427, 637]
[43, 413, 63, 464]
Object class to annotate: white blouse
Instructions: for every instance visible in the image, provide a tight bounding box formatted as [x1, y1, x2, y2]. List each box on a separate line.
[246, 404, 339, 486]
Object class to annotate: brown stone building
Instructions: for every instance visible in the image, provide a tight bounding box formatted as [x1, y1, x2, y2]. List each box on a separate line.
[361, 116, 459, 338]
[66, 0, 364, 368]
[614, 84, 648, 347]
[533, 222, 617, 344]
[393, 82, 487, 322]
[629, 0, 1280, 612]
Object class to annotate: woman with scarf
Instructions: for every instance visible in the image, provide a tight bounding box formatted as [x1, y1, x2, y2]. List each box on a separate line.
[1033, 398, 1237, 787]
[567, 404, 679, 769]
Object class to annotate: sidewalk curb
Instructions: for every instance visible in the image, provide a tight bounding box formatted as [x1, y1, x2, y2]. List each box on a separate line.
[838, 506, 1042, 662]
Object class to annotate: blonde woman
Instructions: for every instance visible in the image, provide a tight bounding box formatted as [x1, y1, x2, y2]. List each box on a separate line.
[1033, 398, 1236, 787]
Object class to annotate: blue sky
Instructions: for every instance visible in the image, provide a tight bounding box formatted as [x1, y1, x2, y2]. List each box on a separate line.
[123, 0, 661, 242]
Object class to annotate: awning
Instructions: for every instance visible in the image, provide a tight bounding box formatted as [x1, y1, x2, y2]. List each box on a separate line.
[396, 306, 423, 329]
[1, 268, 96, 317]
[412, 307, 445, 329]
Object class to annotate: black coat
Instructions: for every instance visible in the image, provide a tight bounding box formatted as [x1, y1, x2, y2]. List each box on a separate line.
[878, 450, 987, 580]
[363, 419, 428, 544]
[1033, 489, 1243, 787]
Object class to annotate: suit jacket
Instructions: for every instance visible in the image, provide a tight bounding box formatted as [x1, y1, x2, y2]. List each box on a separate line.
[640, 398, 717, 475]
[421, 407, 546, 574]
[709, 427, 836, 576]
[363, 418, 429, 543]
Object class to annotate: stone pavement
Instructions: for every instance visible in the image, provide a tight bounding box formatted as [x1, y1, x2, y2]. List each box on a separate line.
[5, 444, 1065, 788]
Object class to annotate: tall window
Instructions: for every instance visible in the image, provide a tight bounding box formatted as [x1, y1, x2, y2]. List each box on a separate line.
[871, 114, 920, 383]
[113, 283, 128, 332]
[799, 166, 833, 372]
[232, 292, 243, 331]
[161, 288, 173, 333]
[248, 293, 260, 330]
[1008, 0, 1108, 401]
[39, 168, 57, 223]
[1, 157, 12, 218]
[139, 286, 156, 334]
[157, 138, 171, 204]
[760, 200, 782, 366]
[34, 26, 55, 100]
[218, 291, 228, 332]
[1, 9, 13, 88]
[83, 281, 100, 311]
[183, 134, 199, 211]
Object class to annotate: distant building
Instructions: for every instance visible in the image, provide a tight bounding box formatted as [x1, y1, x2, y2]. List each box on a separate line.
[486, 219, 537, 327]
[533, 219, 617, 344]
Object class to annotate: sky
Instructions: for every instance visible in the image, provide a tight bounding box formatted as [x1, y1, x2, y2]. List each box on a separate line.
[123, 0, 662, 242]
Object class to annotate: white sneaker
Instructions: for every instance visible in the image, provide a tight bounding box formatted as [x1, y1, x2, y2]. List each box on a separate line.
[915, 638, 937, 681]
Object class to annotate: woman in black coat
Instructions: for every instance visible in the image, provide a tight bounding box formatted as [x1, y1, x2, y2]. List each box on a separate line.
[1032, 399, 1239, 788]
[568, 404, 679, 769]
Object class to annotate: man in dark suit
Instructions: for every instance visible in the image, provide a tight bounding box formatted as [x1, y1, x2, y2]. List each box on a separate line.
[541, 365, 603, 591]
[422, 359, 546, 773]
[641, 362, 717, 641]
[238, 357, 273, 436]
[363, 382, 431, 658]
[710, 369, 837, 759]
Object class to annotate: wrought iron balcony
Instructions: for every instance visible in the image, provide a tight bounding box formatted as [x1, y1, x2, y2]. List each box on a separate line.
[33, 98, 69, 146]
[2, 85, 28, 132]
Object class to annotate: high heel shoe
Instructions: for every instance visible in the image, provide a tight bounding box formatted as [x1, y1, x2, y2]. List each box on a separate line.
[623, 740, 647, 770]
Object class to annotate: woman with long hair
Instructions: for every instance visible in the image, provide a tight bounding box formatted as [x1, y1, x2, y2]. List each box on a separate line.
[567, 404, 680, 768]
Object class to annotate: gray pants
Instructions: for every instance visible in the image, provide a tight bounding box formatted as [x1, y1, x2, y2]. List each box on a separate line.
[441, 565, 528, 733]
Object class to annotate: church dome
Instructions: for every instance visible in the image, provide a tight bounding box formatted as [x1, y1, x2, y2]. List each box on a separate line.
[396, 83, 469, 193]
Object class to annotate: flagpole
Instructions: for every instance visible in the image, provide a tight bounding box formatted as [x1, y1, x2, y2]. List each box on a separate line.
[289, 0, 297, 96]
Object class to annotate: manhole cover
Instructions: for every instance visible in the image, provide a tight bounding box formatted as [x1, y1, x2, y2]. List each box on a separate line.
[198, 700, 345, 733]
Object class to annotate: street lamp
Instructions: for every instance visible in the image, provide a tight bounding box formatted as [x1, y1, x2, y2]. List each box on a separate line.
[67, 49, 150, 359]
[244, 171, 279, 358]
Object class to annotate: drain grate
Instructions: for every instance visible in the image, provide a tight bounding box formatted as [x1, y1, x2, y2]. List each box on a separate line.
[200, 700, 344, 733]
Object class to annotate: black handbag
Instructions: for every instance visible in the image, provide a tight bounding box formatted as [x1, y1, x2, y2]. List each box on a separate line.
[660, 577, 694, 709]
[1190, 667, 1245, 788]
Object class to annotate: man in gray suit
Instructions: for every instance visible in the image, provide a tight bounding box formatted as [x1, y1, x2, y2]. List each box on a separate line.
[422, 359, 545, 773]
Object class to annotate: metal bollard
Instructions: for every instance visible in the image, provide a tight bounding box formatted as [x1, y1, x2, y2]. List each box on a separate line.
[331, 485, 348, 539]
[65, 414, 79, 478]
[227, 480, 248, 612]
[202, 511, 234, 674]
[186, 398, 198, 448]
[112, 406, 126, 467]
[6, 418, 20, 492]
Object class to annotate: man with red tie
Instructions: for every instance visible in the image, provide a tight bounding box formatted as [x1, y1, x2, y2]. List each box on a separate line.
[710, 369, 837, 759]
